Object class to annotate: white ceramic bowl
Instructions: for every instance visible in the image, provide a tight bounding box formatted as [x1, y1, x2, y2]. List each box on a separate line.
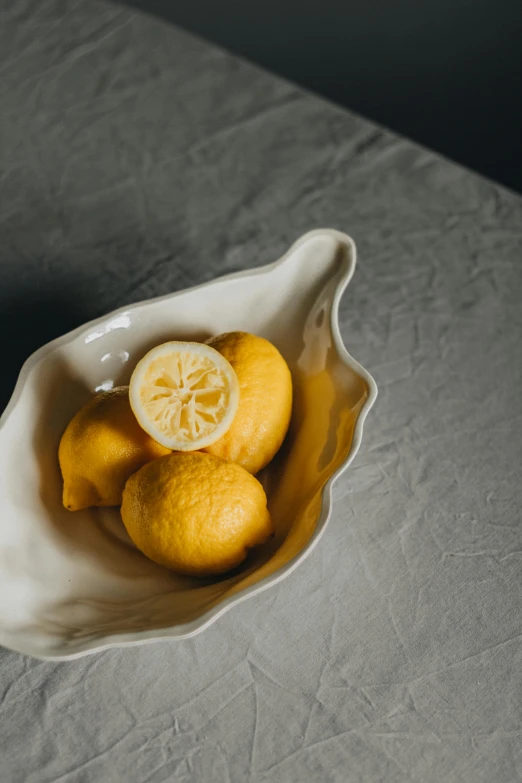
[0, 229, 377, 660]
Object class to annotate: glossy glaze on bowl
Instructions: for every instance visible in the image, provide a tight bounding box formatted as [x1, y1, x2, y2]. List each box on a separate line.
[0, 230, 377, 659]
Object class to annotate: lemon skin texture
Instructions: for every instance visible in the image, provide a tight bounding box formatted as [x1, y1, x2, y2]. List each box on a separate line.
[203, 332, 292, 475]
[121, 452, 273, 577]
[59, 386, 170, 511]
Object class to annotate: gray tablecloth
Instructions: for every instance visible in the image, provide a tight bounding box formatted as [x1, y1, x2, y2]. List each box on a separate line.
[1, 1, 522, 781]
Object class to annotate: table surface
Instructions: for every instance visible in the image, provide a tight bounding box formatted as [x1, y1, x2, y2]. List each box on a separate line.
[1, 1, 522, 781]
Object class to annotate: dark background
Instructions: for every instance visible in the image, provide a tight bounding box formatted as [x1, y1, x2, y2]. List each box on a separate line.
[120, 0, 522, 194]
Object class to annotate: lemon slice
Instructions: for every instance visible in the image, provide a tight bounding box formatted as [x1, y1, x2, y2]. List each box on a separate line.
[129, 341, 240, 450]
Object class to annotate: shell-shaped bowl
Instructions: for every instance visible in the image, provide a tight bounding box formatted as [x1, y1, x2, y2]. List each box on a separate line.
[0, 229, 377, 659]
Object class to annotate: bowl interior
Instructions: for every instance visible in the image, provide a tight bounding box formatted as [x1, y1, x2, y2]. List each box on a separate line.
[0, 232, 370, 657]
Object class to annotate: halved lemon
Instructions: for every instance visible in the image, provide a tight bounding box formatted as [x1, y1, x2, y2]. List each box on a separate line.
[129, 341, 240, 451]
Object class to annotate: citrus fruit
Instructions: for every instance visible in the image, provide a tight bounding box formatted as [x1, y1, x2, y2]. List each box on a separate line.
[121, 452, 273, 576]
[129, 341, 239, 451]
[203, 332, 293, 474]
[59, 386, 170, 511]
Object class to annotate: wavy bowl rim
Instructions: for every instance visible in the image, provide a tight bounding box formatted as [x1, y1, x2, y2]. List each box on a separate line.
[0, 228, 378, 660]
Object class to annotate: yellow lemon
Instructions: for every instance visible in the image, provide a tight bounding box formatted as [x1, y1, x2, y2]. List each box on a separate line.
[203, 332, 293, 474]
[129, 341, 239, 451]
[59, 386, 170, 511]
[121, 452, 273, 576]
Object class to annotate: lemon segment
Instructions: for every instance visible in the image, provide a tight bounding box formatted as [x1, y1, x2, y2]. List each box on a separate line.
[129, 341, 240, 451]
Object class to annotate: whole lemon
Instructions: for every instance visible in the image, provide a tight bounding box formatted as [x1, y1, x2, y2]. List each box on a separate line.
[121, 452, 273, 576]
[59, 386, 170, 511]
[203, 332, 292, 474]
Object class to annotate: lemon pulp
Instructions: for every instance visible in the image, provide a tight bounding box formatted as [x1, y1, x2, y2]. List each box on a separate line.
[129, 341, 239, 451]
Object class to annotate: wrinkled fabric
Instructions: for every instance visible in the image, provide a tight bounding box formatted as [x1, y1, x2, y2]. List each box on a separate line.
[1, 1, 522, 781]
